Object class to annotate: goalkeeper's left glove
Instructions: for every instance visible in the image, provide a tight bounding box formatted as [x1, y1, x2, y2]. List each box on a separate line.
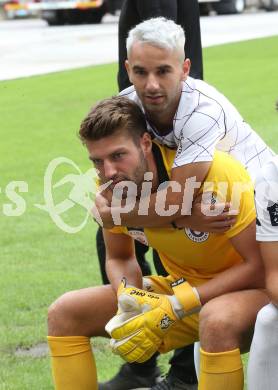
[105, 278, 201, 363]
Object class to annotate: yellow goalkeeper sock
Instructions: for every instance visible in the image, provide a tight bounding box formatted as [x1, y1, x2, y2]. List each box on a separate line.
[199, 347, 243, 390]
[47, 335, 97, 390]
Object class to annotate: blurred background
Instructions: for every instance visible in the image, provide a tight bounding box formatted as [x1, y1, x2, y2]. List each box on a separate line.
[0, 0, 277, 25]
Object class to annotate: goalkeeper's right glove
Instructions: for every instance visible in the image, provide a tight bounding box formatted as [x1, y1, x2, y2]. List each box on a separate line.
[105, 278, 201, 363]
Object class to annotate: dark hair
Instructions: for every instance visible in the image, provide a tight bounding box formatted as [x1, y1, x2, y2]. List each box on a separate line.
[79, 96, 147, 145]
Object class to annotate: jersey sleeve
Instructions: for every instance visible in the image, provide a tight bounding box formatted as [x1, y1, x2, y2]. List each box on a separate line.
[255, 159, 278, 242]
[108, 226, 128, 235]
[173, 102, 225, 168]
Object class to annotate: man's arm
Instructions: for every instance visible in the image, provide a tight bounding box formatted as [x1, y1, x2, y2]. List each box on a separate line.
[133, 161, 211, 226]
[95, 161, 235, 230]
[103, 229, 143, 292]
[196, 221, 265, 305]
[259, 242, 278, 304]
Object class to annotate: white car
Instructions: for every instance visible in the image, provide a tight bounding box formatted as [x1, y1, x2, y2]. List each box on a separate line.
[199, 0, 278, 14]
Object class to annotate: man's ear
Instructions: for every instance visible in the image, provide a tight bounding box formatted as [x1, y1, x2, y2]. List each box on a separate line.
[182, 58, 191, 80]
[140, 132, 152, 155]
[125, 60, 132, 83]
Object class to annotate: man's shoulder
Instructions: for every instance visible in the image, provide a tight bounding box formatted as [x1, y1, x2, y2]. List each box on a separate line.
[119, 85, 137, 99]
[118, 86, 143, 109]
[178, 78, 229, 122]
[255, 155, 278, 185]
[186, 77, 228, 104]
[183, 77, 221, 99]
[209, 151, 252, 183]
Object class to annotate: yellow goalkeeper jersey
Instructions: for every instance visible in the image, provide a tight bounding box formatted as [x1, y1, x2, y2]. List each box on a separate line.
[111, 142, 255, 286]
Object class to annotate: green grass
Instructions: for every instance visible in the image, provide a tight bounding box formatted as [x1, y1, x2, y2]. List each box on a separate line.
[203, 36, 278, 147]
[0, 35, 277, 389]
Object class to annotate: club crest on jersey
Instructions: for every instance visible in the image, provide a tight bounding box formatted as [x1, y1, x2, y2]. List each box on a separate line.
[160, 314, 174, 330]
[127, 228, 148, 246]
[267, 203, 278, 226]
[184, 228, 209, 243]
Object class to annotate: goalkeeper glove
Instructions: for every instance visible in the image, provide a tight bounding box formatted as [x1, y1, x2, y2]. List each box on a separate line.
[105, 278, 201, 363]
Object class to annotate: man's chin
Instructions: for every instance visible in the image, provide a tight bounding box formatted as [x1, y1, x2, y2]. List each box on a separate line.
[144, 100, 166, 112]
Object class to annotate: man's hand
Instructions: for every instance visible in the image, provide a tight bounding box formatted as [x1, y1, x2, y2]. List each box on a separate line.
[105, 280, 180, 363]
[174, 202, 238, 232]
[92, 190, 115, 229]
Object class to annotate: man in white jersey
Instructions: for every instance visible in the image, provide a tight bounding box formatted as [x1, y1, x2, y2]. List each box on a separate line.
[247, 156, 278, 390]
[95, 17, 274, 231]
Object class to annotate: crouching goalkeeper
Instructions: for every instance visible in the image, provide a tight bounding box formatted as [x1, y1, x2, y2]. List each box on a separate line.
[47, 97, 269, 390]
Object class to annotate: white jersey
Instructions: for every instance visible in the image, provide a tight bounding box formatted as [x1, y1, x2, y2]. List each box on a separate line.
[120, 77, 274, 181]
[255, 156, 278, 241]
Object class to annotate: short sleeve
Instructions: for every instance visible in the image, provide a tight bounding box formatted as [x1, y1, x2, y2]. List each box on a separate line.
[255, 158, 278, 242]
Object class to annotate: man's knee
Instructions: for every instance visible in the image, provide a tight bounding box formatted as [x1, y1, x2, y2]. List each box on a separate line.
[199, 299, 238, 352]
[48, 291, 79, 336]
[199, 291, 268, 352]
[48, 285, 117, 337]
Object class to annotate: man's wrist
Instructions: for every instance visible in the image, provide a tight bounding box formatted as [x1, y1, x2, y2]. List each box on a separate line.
[171, 278, 202, 317]
[168, 294, 186, 319]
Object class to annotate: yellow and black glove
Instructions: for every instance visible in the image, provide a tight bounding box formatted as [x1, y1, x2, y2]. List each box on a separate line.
[105, 278, 201, 363]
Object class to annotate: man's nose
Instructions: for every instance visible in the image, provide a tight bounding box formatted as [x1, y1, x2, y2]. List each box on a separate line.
[103, 160, 117, 179]
[145, 73, 159, 91]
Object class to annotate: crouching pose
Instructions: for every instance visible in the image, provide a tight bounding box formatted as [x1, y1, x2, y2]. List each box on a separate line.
[47, 97, 268, 390]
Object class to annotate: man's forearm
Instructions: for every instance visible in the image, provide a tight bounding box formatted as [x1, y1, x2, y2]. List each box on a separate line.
[106, 258, 143, 292]
[113, 198, 232, 232]
[196, 260, 265, 305]
[114, 190, 186, 227]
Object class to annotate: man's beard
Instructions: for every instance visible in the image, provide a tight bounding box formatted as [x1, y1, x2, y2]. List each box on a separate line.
[101, 150, 149, 202]
[115, 151, 148, 201]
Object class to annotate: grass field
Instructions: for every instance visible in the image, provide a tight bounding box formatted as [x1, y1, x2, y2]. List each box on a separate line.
[0, 35, 277, 389]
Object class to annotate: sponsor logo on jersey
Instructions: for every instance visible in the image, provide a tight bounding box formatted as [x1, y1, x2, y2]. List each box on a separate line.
[267, 203, 278, 226]
[184, 228, 209, 243]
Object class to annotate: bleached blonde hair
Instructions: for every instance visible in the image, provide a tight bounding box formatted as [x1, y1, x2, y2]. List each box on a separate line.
[126, 17, 185, 62]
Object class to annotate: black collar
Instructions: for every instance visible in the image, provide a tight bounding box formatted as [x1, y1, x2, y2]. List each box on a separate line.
[152, 143, 169, 186]
[127, 143, 169, 231]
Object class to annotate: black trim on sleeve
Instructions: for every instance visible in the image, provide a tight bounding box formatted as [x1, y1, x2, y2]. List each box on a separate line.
[267, 203, 278, 226]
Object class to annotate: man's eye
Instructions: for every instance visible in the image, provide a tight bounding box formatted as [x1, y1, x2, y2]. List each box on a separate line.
[134, 69, 146, 75]
[158, 68, 169, 75]
[113, 153, 124, 160]
[93, 159, 102, 166]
